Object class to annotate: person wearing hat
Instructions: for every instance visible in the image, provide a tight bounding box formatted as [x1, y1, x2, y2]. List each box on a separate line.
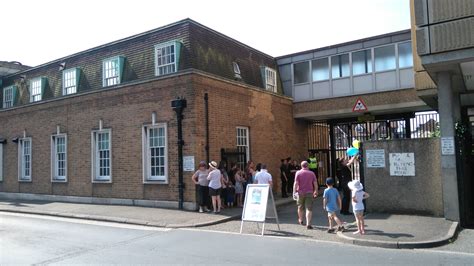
[192, 161, 211, 213]
[207, 161, 223, 214]
[348, 180, 370, 235]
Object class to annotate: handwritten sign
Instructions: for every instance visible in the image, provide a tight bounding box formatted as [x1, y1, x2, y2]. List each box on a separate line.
[183, 156, 195, 172]
[366, 149, 386, 168]
[242, 184, 270, 222]
[441, 137, 455, 155]
[389, 153, 415, 176]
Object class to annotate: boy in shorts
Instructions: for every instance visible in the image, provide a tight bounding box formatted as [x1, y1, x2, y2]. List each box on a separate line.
[323, 178, 345, 233]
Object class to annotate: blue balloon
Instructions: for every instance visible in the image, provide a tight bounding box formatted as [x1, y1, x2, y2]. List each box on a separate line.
[346, 147, 359, 156]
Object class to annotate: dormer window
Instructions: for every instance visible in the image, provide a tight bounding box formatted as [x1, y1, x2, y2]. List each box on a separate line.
[29, 77, 46, 103]
[63, 68, 81, 95]
[261, 67, 277, 93]
[3, 86, 16, 108]
[155, 41, 182, 76]
[103, 56, 125, 87]
[233, 62, 242, 80]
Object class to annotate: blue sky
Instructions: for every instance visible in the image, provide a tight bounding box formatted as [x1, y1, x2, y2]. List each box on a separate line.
[0, 0, 411, 66]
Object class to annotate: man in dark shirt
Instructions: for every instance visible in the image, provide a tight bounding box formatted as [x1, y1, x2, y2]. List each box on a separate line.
[339, 156, 356, 215]
[280, 158, 290, 198]
[288, 159, 299, 195]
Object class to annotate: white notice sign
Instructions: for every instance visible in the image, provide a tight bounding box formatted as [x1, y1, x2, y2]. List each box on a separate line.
[389, 153, 415, 176]
[366, 149, 386, 168]
[441, 137, 455, 155]
[183, 156, 195, 172]
[242, 184, 270, 222]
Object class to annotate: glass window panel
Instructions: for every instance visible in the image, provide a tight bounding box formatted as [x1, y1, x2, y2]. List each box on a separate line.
[331, 54, 350, 78]
[375, 45, 396, 71]
[352, 50, 372, 75]
[398, 42, 413, 68]
[293, 61, 310, 84]
[312, 58, 329, 81]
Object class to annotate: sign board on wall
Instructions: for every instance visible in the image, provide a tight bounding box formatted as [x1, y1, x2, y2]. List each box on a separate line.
[183, 156, 195, 172]
[366, 149, 386, 168]
[242, 184, 270, 222]
[389, 153, 415, 176]
[441, 137, 455, 155]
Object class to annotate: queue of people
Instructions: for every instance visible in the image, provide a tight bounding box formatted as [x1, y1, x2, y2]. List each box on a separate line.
[191, 160, 274, 214]
[193, 156, 368, 235]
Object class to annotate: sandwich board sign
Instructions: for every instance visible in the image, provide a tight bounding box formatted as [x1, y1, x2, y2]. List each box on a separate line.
[240, 184, 280, 236]
[353, 97, 368, 112]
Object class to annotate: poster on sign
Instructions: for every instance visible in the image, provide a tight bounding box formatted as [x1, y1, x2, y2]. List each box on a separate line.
[389, 153, 415, 176]
[241, 184, 270, 222]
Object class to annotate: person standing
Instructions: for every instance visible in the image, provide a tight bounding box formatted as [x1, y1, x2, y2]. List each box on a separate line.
[254, 164, 273, 187]
[340, 156, 356, 215]
[191, 161, 210, 213]
[307, 152, 319, 187]
[280, 158, 289, 198]
[293, 161, 318, 229]
[207, 161, 223, 214]
[348, 180, 370, 235]
[234, 168, 244, 207]
[288, 159, 299, 195]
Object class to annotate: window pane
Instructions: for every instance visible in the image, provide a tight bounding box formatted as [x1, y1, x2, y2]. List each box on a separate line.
[352, 49, 372, 75]
[331, 54, 349, 78]
[398, 42, 413, 68]
[375, 45, 396, 71]
[312, 58, 329, 81]
[293, 62, 310, 84]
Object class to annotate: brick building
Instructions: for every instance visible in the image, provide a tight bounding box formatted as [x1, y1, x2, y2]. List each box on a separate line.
[0, 19, 307, 209]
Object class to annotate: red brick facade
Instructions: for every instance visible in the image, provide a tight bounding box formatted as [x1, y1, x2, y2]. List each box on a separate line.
[0, 72, 307, 206]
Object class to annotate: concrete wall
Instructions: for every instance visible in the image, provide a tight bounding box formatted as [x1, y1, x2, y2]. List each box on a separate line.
[363, 138, 443, 216]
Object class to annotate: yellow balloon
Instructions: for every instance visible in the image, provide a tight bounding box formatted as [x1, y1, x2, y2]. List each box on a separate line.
[352, 139, 360, 149]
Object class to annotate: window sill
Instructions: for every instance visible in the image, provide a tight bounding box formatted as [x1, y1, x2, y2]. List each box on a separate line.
[52, 179, 67, 183]
[18, 179, 32, 182]
[144, 180, 168, 185]
[92, 179, 112, 184]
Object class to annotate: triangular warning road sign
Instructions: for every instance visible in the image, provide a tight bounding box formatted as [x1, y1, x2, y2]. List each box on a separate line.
[352, 98, 368, 112]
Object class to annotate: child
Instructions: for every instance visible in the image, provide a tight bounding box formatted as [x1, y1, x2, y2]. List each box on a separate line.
[323, 178, 345, 233]
[348, 180, 370, 235]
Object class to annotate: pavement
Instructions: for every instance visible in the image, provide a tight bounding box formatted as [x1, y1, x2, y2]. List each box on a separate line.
[0, 193, 460, 249]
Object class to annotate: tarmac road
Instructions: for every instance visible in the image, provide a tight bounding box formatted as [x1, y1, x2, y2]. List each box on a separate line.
[1, 212, 473, 265]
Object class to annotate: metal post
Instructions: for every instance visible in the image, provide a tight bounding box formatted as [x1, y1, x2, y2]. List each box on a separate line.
[172, 98, 187, 210]
[204, 93, 210, 164]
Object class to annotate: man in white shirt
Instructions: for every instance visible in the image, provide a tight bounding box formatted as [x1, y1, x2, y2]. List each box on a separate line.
[254, 164, 273, 187]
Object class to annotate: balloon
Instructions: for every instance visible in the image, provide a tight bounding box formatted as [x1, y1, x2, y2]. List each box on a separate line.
[352, 139, 360, 149]
[346, 147, 359, 157]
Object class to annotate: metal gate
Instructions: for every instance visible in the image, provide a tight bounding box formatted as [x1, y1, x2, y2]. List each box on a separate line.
[308, 112, 439, 187]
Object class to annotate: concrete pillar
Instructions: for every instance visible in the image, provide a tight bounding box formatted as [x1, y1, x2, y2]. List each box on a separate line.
[437, 71, 460, 221]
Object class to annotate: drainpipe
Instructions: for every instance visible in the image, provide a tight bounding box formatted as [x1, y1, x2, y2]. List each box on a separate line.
[204, 93, 210, 164]
[172, 97, 187, 210]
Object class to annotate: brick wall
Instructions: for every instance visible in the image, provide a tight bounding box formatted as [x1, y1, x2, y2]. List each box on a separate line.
[0, 72, 307, 202]
[191, 74, 308, 193]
